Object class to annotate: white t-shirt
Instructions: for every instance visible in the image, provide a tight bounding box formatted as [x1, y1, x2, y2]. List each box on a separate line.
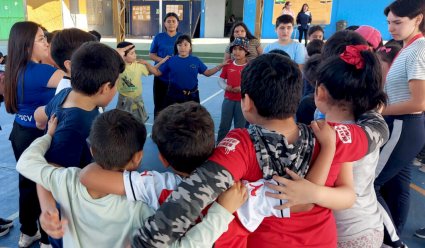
[385, 37, 425, 105]
[55, 77, 71, 95]
[123, 170, 289, 232]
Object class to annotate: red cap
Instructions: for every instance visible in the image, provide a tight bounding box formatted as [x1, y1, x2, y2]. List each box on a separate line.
[355, 25, 382, 49]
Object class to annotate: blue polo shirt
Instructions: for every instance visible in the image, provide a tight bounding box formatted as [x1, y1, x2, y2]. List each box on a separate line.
[150, 32, 181, 81]
[159, 55, 208, 90]
[44, 88, 99, 168]
[15, 62, 56, 128]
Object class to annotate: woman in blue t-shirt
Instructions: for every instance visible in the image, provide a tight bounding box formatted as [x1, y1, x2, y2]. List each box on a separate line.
[149, 12, 182, 118]
[3, 21, 63, 247]
[150, 34, 224, 108]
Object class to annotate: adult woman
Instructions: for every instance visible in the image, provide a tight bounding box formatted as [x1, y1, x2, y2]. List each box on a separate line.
[374, 0, 425, 247]
[4, 21, 63, 247]
[223, 22, 262, 62]
[281, 1, 294, 17]
[149, 12, 181, 118]
[296, 3, 312, 45]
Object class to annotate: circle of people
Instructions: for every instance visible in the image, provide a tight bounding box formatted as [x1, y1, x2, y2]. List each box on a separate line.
[0, 0, 424, 247]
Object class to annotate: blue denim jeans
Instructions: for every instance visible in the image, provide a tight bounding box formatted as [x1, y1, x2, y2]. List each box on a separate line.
[217, 98, 245, 143]
[375, 113, 425, 245]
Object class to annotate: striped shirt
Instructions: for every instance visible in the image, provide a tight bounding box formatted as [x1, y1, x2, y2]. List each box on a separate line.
[385, 37, 425, 105]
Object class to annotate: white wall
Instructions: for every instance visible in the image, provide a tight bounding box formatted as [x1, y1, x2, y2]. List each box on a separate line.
[204, 0, 226, 38]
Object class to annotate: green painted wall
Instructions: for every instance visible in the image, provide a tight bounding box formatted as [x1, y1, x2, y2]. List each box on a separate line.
[0, 0, 26, 40]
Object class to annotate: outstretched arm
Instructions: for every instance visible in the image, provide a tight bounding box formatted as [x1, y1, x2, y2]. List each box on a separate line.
[203, 63, 225, 77]
[132, 161, 234, 248]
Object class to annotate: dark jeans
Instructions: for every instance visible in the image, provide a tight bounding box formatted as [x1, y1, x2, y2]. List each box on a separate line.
[298, 27, 308, 45]
[217, 98, 246, 143]
[153, 77, 169, 119]
[375, 114, 425, 246]
[9, 121, 49, 244]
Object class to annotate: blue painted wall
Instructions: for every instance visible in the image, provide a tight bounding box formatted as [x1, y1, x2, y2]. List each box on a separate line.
[244, 0, 394, 40]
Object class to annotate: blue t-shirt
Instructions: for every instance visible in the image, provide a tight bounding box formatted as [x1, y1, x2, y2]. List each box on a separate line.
[44, 88, 99, 168]
[15, 62, 57, 128]
[263, 41, 307, 65]
[159, 55, 208, 90]
[150, 32, 181, 81]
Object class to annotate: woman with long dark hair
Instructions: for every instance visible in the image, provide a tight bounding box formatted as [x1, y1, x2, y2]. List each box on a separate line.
[374, 0, 425, 247]
[296, 3, 312, 45]
[149, 12, 181, 118]
[4, 21, 63, 247]
[223, 22, 262, 62]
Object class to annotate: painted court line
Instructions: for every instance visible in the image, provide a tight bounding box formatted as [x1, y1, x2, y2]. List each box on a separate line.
[410, 183, 425, 196]
[201, 89, 223, 105]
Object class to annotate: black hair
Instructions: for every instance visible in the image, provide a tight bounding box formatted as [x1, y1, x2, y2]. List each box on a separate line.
[308, 25, 324, 38]
[50, 28, 98, 73]
[241, 53, 302, 119]
[268, 49, 291, 58]
[385, 0, 425, 33]
[306, 39, 324, 56]
[317, 49, 387, 118]
[303, 54, 322, 87]
[1, 55, 7, 65]
[322, 30, 368, 58]
[299, 3, 309, 13]
[345, 25, 360, 31]
[117, 41, 136, 56]
[88, 30, 101, 41]
[173, 34, 192, 55]
[385, 39, 404, 47]
[376, 43, 402, 64]
[71, 42, 125, 95]
[45, 30, 59, 44]
[285, 1, 291, 7]
[229, 22, 257, 42]
[89, 109, 147, 170]
[152, 102, 215, 174]
[276, 14, 295, 27]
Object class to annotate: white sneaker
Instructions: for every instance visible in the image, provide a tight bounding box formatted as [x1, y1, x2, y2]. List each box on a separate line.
[39, 242, 52, 248]
[18, 230, 41, 247]
[0, 226, 10, 237]
[413, 158, 424, 167]
[419, 165, 425, 173]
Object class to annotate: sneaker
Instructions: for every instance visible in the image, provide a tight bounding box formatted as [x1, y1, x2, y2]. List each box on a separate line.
[18, 230, 41, 247]
[0, 226, 10, 237]
[419, 165, 425, 173]
[413, 158, 425, 167]
[0, 218, 13, 229]
[39, 242, 52, 248]
[415, 227, 425, 239]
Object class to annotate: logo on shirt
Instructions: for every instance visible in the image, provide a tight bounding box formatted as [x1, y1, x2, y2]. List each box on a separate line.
[334, 125, 352, 144]
[140, 171, 153, 177]
[248, 183, 264, 196]
[217, 137, 240, 154]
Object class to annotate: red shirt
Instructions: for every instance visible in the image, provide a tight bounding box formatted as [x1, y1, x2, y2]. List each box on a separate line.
[210, 123, 368, 248]
[220, 61, 246, 101]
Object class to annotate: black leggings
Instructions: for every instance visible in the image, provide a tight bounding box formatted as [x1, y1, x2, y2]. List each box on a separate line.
[298, 27, 308, 45]
[9, 121, 49, 243]
[153, 77, 169, 118]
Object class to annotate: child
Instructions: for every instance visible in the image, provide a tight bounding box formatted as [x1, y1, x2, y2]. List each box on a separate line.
[115, 41, 167, 123]
[376, 43, 402, 83]
[308, 25, 324, 41]
[150, 34, 224, 107]
[263, 15, 307, 70]
[51, 28, 98, 94]
[132, 53, 389, 248]
[306, 39, 324, 57]
[355, 25, 383, 51]
[217, 37, 248, 143]
[17, 109, 246, 248]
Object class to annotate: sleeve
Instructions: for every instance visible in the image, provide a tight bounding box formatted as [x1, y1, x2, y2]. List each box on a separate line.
[296, 13, 301, 25]
[138, 64, 150, 77]
[219, 65, 228, 79]
[294, 44, 307, 65]
[132, 161, 235, 248]
[355, 111, 390, 154]
[123, 171, 181, 210]
[198, 58, 208, 74]
[263, 44, 271, 54]
[309, 13, 312, 24]
[158, 59, 170, 75]
[16, 135, 67, 192]
[236, 179, 289, 232]
[149, 35, 159, 53]
[406, 47, 425, 81]
[168, 202, 235, 248]
[37, 64, 57, 87]
[253, 39, 261, 48]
